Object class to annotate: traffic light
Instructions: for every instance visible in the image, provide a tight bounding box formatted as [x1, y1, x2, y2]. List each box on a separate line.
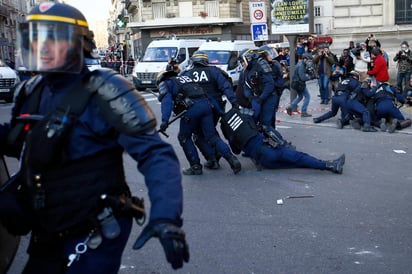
[116, 18, 126, 28]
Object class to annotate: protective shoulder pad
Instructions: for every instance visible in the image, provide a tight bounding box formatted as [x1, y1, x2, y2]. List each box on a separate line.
[257, 58, 272, 73]
[87, 68, 157, 135]
[13, 74, 43, 100]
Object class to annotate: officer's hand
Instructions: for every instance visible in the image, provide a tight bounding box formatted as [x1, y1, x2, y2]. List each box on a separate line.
[133, 222, 189, 269]
[160, 121, 168, 132]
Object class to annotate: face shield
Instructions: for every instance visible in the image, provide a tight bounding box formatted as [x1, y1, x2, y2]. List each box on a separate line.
[16, 22, 84, 73]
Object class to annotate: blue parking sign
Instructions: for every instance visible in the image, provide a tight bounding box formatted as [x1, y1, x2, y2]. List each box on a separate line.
[251, 23, 268, 41]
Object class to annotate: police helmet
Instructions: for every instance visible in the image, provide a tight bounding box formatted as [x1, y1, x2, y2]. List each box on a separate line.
[257, 45, 278, 59]
[191, 51, 209, 66]
[16, 2, 95, 73]
[239, 48, 257, 65]
[156, 70, 177, 87]
[349, 70, 360, 80]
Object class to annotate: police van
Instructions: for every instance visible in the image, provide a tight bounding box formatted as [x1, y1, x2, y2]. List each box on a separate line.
[132, 37, 204, 91]
[197, 40, 257, 88]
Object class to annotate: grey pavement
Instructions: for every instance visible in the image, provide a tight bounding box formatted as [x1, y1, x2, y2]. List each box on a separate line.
[276, 79, 412, 135]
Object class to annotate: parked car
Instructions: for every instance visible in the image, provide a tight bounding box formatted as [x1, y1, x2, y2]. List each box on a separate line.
[0, 59, 20, 103]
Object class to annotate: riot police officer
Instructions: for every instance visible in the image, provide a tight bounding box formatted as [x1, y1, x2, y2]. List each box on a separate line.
[184, 51, 239, 169]
[238, 47, 276, 131]
[220, 108, 345, 174]
[157, 65, 242, 175]
[372, 82, 412, 133]
[341, 76, 378, 132]
[313, 71, 359, 126]
[0, 2, 189, 273]
[257, 45, 284, 128]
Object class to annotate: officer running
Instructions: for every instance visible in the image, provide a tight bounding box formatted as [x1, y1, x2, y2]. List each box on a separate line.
[0, 2, 189, 273]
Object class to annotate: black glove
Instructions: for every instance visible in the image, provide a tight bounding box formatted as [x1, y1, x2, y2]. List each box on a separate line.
[133, 222, 189, 269]
[159, 121, 168, 132]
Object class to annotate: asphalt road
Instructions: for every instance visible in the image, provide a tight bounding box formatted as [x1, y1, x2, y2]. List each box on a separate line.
[2, 85, 412, 273]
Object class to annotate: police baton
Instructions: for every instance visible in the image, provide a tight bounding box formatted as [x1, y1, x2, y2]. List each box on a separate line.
[158, 109, 188, 138]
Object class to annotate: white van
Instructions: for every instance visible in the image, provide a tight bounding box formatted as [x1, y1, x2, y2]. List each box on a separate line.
[197, 40, 257, 87]
[132, 38, 204, 91]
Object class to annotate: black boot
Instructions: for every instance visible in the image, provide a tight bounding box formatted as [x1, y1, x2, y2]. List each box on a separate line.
[350, 119, 362, 130]
[225, 155, 241, 174]
[388, 119, 398, 133]
[325, 154, 345, 174]
[336, 119, 344, 129]
[313, 117, 322, 123]
[362, 124, 377, 132]
[398, 119, 412, 129]
[204, 158, 220, 170]
[286, 106, 292, 116]
[182, 164, 202, 175]
[379, 118, 387, 132]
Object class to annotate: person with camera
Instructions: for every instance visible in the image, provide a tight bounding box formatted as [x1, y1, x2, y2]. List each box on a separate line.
[313, 44, 335, 104]
[393, 41, 412, 96]
[350, 42, 370, 82]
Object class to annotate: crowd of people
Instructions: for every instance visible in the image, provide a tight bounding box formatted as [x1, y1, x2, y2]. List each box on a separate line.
[276, 34, 412, 133]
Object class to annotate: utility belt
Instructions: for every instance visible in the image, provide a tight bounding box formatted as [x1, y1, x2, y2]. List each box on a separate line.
[27, 192, 145, 264]
[335, 90, 346, 96]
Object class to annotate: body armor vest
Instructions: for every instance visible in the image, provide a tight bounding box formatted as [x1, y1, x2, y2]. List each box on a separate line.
[30, 148, 128, 232]
[220, 108, 258, 149]
[186, 66, 222, 100]
[172, 75, 206, 99]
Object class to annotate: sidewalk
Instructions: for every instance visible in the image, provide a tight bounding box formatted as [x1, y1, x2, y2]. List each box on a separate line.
[276, 79, 412, 135]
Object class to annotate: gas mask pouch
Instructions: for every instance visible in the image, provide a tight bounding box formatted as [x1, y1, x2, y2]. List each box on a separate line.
[24, 108, 75, 171]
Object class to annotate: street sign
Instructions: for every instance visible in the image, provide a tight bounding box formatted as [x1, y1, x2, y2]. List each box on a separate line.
[249, 1, 267, 24]
[251, 23, 269, 41]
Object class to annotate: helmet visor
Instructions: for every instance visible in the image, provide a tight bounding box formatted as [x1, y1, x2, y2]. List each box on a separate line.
[16, 22, 83, 73]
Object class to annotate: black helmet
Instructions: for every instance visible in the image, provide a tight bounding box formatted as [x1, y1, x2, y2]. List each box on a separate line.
[16, 2, 95, 73]
[257, 45, 278, 59]
[239, 48, 257, 65]
[191, 51, 209, 66]
[156, 70, 177, 87]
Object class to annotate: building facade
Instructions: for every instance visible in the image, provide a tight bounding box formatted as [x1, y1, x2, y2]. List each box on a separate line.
[0, 0, 30, 61]
[106, 0, 412, 59]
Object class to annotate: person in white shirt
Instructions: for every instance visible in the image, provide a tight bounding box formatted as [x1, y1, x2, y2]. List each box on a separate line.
[350, 42, 370, 82]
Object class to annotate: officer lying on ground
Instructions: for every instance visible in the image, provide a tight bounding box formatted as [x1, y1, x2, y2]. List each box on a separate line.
[220, 108, 345, 174]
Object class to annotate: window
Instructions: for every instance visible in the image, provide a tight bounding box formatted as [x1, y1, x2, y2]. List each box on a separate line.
[152, 1, 166, 19]
[315, 23, 323, 35]
[314, 6, 321, 17]
[395, 0, 412, 24]
[205, 0, 219, 17]
[179, 1, 193, 18]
